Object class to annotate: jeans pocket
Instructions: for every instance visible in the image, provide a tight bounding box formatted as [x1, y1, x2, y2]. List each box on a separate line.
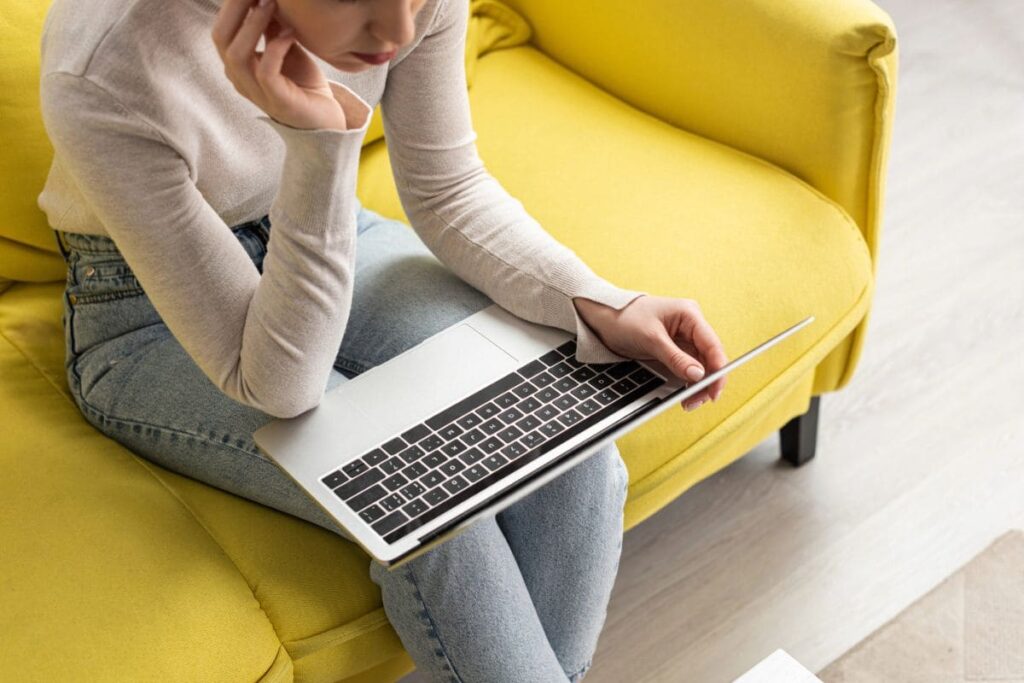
[68, 258, 146, 306]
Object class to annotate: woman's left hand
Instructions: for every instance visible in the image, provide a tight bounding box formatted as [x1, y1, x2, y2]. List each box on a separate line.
[574, 294, 729, 411]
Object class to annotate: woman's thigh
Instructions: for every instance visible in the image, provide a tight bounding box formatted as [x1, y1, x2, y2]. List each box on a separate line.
[332, 206, 494, 377]
[54, 208, 495, 541]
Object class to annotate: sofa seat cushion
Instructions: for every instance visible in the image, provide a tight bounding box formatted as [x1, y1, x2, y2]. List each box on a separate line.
[358, 44, 875, 487]
[0, 284, 410, 681]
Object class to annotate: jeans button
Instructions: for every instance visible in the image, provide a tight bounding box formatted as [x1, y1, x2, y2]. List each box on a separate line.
[84, 266, 96, 277]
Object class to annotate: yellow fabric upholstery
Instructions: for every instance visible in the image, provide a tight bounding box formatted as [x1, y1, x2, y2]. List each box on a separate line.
[0, 0, 897, 680]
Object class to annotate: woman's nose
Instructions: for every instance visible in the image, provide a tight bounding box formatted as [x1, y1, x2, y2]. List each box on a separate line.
[368, 0, 418, 49]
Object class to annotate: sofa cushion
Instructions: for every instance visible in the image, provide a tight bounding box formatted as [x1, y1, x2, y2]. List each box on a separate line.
[0, 283, 412, 681]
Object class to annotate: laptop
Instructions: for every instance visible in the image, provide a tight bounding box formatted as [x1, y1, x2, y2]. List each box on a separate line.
[253, 304, 815, 570]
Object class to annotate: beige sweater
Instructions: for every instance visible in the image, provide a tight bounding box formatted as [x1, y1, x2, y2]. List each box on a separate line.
[37, 0, 648, 418]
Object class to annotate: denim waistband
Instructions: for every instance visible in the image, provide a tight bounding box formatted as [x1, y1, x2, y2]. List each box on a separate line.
[54, 214, 271, 263]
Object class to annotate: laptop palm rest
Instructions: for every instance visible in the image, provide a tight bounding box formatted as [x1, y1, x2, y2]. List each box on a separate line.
[339, 323, 518, 438]
[254, 323, 519, 471]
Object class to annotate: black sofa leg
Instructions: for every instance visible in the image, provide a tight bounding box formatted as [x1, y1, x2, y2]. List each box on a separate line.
[779, 395, 821, 467]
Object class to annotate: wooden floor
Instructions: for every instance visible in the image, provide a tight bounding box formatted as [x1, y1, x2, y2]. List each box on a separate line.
[402, 0, 1024, 680]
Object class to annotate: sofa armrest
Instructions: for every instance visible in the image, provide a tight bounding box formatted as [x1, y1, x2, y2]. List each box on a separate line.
[501, 0, 898, 252]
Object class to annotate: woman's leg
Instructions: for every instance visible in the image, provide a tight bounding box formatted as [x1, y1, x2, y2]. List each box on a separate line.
[339, 208, 626, 681]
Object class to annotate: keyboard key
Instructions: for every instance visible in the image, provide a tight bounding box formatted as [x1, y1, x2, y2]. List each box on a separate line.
[520, 430, 545, 449]
[382, 473, 408, 491]
[535, 404, 559, 421]
[531, 372, 555, 388]
[549, 362, 573, 378]
[537, 387, 559, 402]
[347, 483, 387, 512]
[401, 461, 428, 480]
[482, 453, 509, 472]
[442, 475, 469, 495]
[539, 421, 565, 438]
[398, 445, 425, 464]
[371, 510, 408, 536]
[538, 349, 563, 366]
[342, 460, 368, 477]
[420, 470, 445, 488]
[381, 436, 407, 455]
[333, 468, 385, 500]
[424, 487, 449, 506]
[554, 395, 577, 410]
[479, 418, 504, 435]
[497, 426, 523, 443]
[359, 504, 385, 524]
[558, 409, 583, 427]
[418, 434, 444, 452]
[362, 448, 388, 466]
[459, 448, 486, 466]
[570, 367, 597, 382]
[594, 389, 618, 405]
[400, 481, 426, 500]
[515, 414, 541, 432]
[476, 402, 500, 418]
[380, 493, 406, 512]
[576, 398, 601, 416]
[608, 362, 638, 379]
[456, 412, 482, 430]
[422, 451, 446, 468]
[400, 423, 431, 445]
[440, 460, 465, 477]
[425, 372, 522, 431]
[441, 440, 467, 457]
[463, 464, 488, 483]
[512, 382, 537, 398]
[517, 359, 547, 378]
[380, 457, 403, 474]
[591, 373, 614, 389]
[402, 498, 429, 519]
[612, 378, 638, 394]
[479, 437, 503, 454]
[570, 384, 597, 400]
[439, 423, 463, 441]
[517, 396, 542, 413]
[321, 470, 347, 489]
[554, 377, 577, 392]
[498, 407, 523, 424]
[555, 340, 576, 356]
[494, 391, 519, 409]
[461, 428, 485, 445]
[630, 367, 657, 384]
[500, 441, 527, 459]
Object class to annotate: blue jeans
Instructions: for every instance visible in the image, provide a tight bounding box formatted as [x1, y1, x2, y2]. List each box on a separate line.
[53, 202, 628, 682]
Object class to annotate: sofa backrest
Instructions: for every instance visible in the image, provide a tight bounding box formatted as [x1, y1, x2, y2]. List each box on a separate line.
[0, 0, 530, 287]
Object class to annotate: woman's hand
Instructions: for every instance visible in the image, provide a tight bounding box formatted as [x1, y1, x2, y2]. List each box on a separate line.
[574, 295, 729, 411]
[212, 0, 347, 131]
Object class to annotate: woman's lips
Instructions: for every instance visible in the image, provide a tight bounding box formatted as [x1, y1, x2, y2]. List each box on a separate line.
[351, 50, 397, 65]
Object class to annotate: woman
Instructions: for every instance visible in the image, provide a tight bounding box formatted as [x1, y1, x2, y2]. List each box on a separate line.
[37, 0, 728, 679]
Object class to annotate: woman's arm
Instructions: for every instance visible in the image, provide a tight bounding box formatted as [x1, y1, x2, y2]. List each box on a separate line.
[39, 71, 371, 418]
[379, 0, 648, 365]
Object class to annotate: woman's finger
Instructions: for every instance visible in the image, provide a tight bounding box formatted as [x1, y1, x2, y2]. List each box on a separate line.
[211, 0, 258, 55]
[647, 325, 707, 385]
[224, 0, 276, 98]
[255, 25, 295, 100]
[690, 316, 729, 401]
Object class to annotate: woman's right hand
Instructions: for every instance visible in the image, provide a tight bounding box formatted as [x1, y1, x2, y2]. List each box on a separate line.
[211, 0, 347, 131]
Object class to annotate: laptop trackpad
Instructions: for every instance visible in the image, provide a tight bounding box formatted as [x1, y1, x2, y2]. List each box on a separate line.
[338, 323, 518, 438]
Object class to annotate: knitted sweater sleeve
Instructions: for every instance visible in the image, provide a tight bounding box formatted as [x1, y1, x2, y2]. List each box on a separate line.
[379, 0, 648, 364]
[39, 71, 373, 418]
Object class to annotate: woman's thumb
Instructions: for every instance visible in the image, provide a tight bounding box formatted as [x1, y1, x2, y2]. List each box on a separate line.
[649, 327, 705, 383]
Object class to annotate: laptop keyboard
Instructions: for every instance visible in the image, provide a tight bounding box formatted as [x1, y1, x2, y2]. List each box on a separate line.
[319, 339, 666, 543]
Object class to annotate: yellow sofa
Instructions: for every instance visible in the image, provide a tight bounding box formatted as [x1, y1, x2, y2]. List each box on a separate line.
[0, 0, 898, 679]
